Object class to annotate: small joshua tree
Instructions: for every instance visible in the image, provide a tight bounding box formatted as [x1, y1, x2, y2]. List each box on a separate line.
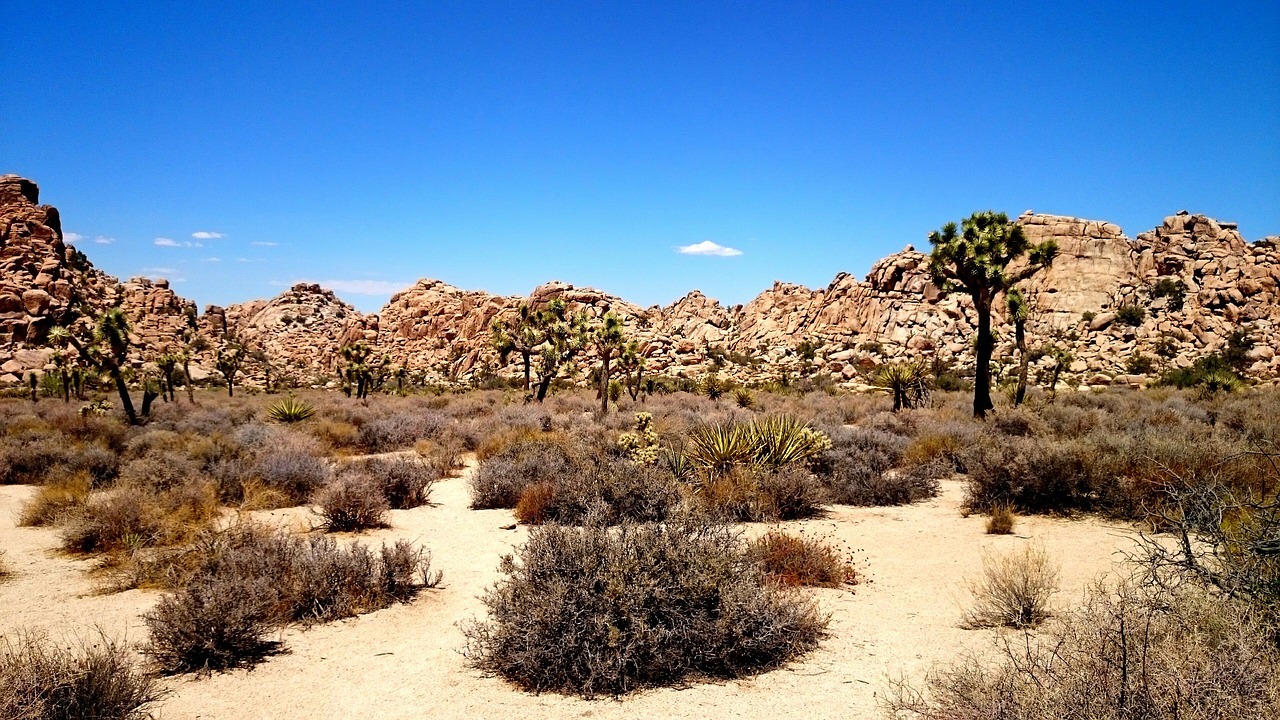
[617, 340, 646, 401]
[928, 211, 1058, 418]
[155, 352, 180, 402]
[1006, 287, 1031, 407]
[590, 312, 627, 416]
[47, 308, 140, 425]
[491, 303, 550, 392]
[215, 342, 247, 397]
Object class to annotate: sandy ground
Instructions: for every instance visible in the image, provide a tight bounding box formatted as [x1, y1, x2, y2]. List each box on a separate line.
[0, 462, 1140, 720]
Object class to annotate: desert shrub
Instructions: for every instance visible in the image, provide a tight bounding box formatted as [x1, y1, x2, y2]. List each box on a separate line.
[19, 474, 91, 526]
[962, 436, 1113, 515]
[813, 427, 939, 506]
[733, 387, 755, 409]
[117, 452, 202, 492]
[0, 632, 164, 720]
[354, 457, 436, 509]
[144, 524, 440, 673]
[251, 443, 331, 505]
[470, 437, 576, 509]
[1115, 302, 1146, 326]
[0, 435, 78, 484]
[513, 458, 683, 526]
[1124, 352, 1157, 376]
[963, 544, 1059, 629]
[889, 583, 1280, 720]
[986, 505, 1016, 534]
[683, 416, 831, 479]
[989, 406, 1046, 437]
[356, 410, 450, 452]
[61, 484, 219, 554]
[745, 530, 855, 587]
[313, 475, 390, 532]
[463, 518, 827, 697]
[694, 464, 827, 522]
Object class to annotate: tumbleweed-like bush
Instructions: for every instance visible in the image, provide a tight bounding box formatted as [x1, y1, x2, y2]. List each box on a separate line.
[463, 517, 827, 697]
[0, 631, 164, 720]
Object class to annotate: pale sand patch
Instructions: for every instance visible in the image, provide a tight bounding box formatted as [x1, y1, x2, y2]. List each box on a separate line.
[0, 465, 1138, 719]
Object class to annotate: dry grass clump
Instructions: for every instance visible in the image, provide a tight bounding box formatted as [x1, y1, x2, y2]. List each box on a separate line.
[963, 544, 1060, 629]
[889, 583, 1280, 720]
[463, 517, 826, 697]
[60, 483, 220, 554]
[19, 473, 92, 527]
[144, 523, 440, 673]
[695, 464, 829, 522]
[986, 505, 1016, 534]
[745, 529, 856, 587]
[0, 632, 164, 720]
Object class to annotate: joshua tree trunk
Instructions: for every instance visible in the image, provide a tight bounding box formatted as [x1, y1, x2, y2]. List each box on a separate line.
[973, 299, 995, 419]
[28, 373, 37, 403]
[522, 352, 532, 391]
[598, 353, 612, 416]
[61, 371, 70, 402]
[1013, 317, 1029, 407]
[142, 386, 159, 416]
[113, 372, 139, 425]
[183, 362, 196, 404]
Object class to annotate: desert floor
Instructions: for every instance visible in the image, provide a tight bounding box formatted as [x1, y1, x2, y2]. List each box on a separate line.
[0, 459, 1139, 719]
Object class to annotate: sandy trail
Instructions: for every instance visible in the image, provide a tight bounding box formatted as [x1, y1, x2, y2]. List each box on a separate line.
[0, 462, 1139, 720]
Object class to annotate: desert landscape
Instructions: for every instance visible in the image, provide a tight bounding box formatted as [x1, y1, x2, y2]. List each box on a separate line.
[4, 4, 1278, 718]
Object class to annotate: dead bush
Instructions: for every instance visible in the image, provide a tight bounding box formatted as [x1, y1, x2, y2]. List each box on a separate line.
[355, 457, 436, 509]
[19, 473, 91, 527]
[463, 518, 826, 697]
[889, 583, 1280, 720]
[963, 544, 1060, 629]
[0, 631, 165, 720]
[745, 529, 856, 587]
[313, 475, 390, 532]
[986, 505, 1016, 535]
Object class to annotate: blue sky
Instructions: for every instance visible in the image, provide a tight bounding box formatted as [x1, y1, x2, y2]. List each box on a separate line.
[4, 1, 1277, 313]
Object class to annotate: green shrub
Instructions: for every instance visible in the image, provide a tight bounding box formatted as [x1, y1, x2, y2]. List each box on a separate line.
[1124, 353, 1156, 376]
[1150, 277, 1188, 311]
[463, 518, 827, 697]
[1115, 303, 1146, 327]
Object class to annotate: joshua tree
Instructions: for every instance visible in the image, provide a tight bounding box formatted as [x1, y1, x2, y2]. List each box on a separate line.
[214, 342, 247, 397]
[531, 302, 589, 402]
[49, 349, 75, 402]
[1040, 343, 1073, 402]
[339, 341, 388, 399]
[491, 303, 550, 392]
[155, 353, 180, 402]
[589, 311, 627, 416]
[1006, 287, 1031, 406]
[47, 308, 140, 425]
[928, 211, 1058, 418]
[875, 360, 932, 412]
[618, 340, 646, 401]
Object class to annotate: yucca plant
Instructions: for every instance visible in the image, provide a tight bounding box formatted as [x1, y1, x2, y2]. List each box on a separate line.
[732, 387, 755, 409]
[268, 396, 317, 423]
[684, 424, 755, 479]
[748, 416, 832, 470]
[874, 360, 932, 412]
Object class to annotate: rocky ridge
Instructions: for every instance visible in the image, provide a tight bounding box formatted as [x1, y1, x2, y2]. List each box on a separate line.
[1, 173, 1277, 389]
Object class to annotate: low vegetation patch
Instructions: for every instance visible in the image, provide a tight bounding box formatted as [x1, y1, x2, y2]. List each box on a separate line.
[463, 518, 827, 697]
[745, 529, 856, 587]
[963, 544, 1059, 629]
[0, 632, 164, 720]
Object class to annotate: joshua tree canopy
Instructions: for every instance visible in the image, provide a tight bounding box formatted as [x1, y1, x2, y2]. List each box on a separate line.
[927, 211, 1057, 418]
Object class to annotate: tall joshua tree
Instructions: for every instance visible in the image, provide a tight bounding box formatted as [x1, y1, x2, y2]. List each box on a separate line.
[531, 301, 589, 403]
[48, 308, 140, 425]
[928, 211, 1057, 418]
[589, 311, 627, 416]
[1006, 287, 1031, 407]
[214, 342, 247, 397]
[491, 303, 549, 392]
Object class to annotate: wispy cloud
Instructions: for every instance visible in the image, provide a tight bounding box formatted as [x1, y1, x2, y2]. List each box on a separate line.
[250, 241, 278, 247]
[202, 257, 222, 263]
[192, 231, 224, 239]
[140, 267, 178, 275]
[676, 240, 742, 257]
[279, 279, 410, 296]
[64, 232, 85, 243]
[94, 236, 115, 245]
[155, 237, 202, 248]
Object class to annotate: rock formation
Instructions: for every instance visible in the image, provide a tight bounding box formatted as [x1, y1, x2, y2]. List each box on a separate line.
[1, 173, 1277, 390]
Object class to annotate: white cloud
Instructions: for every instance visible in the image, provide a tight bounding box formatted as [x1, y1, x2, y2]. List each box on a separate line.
[202, 257, 222, 263]
[155, 237, 202, 248]
[250, 241, 278, 247]
[285, 279, 410, 296]
[676, 240, 743, 257]
[140, 267, 178, 275]
[94, 236, 115, 245]
[192, 231, 224, 239]
[64, 232, 85, 243]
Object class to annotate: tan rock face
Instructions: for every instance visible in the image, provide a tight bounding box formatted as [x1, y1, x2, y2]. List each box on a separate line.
[2, 175, 1278, 388]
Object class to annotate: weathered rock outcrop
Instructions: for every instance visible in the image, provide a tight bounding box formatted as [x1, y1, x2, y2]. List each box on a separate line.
[2, 174, 1276, 390]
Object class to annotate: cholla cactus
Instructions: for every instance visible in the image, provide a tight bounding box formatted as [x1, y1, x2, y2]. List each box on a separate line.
[617, 412, 660, 465]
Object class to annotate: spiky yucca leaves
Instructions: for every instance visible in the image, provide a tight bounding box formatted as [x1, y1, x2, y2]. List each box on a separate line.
[747, 416, 832, 470]
[684, 417, 832, 481]
[875, 360, 932, 412]
[267, 396, 317, 423]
